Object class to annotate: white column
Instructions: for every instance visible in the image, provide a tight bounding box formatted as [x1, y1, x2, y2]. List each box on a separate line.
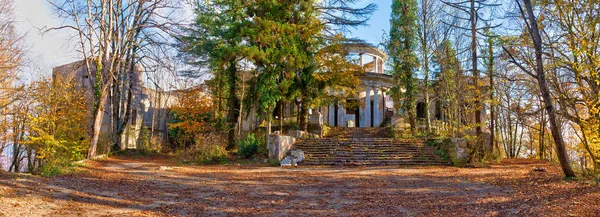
[359, 86, 366, 127]
[359, 53, 364, 67]
[337, 90, 345, 127]
[374, 56, 379, 73]
[365, 84, 371, 127]
[328, 89, 335, 126]
[374, 86, 380, 127]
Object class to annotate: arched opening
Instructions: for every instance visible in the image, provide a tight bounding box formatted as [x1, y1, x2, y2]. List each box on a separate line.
[416, 102, 426, 119]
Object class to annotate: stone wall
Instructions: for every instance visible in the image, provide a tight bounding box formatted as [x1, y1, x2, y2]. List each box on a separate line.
[438, 138, 468, 167]
[308, 112, 324, 137]
[268, 133, 296, 162]
[287, 130, 320, 139]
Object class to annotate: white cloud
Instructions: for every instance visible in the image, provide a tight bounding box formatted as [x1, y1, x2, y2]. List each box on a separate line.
[13, 0, 79, 78]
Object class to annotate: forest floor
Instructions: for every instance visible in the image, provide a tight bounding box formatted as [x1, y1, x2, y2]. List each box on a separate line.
[1, 156, 599, 216]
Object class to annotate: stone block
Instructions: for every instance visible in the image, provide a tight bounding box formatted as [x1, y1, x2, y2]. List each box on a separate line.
[287, 129, 319, 139]
[347, 120, 355, 127]
[308, 111, 324, 137]
[268, 134, 296, 161]
[309, 111, 323, 126]
[280, 150, 305, 167]
[451, 138, 468, 161]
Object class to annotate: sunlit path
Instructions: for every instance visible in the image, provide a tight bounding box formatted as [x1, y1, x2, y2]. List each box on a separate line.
[1, 157, 599, 216]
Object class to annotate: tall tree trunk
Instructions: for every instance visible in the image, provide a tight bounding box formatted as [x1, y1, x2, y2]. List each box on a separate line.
[266, 106, 272, 148]
[280, 100, 284, 133]
[421, 0, 431, 132]
[489, 44, 496, 153]
[539, 106, 545, 160]
[88, 84, 110, 159]
[238, 73, 245, 136]
[522, 0, 575, 177]
[408, 105, 417, 133]
[299, 99, 308, 131]
[470, 0, 483, 159]
[226, 62, 240, 150]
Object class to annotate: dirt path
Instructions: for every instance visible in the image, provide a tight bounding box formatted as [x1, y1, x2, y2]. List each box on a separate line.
[1, 157, 599, 216]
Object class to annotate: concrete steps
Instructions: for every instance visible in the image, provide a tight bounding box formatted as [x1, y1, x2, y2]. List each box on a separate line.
[291, 127, 449, 166]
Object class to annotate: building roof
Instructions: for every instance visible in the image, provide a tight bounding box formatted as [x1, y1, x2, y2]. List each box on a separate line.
[341, 43, 387, 60]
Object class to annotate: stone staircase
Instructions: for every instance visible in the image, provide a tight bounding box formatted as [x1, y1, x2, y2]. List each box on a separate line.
[292, 127, 449, 166]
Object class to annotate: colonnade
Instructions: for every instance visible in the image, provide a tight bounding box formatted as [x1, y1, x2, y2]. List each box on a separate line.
[328, 84, 385, 128]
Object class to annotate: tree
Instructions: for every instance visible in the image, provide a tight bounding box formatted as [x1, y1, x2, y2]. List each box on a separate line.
[292, 0, 376, 131]
[442, 0, 500, 161]
[502, 0, 576, 177]
[416, 0, 449, 132]
[27, 76, 89, 174]
[540, 0, 600, 170]
[0, 0, 23, 166]
[483, 28, 498, 153]
[0, 0, 23, 110]
[50, 0, 174, 157]
[433, 40, 464, 137]
[168, 86, 213, 149]
[244, 0, 316, 144]
[388, 0, 419, 132]
[181, 0, 246, 150]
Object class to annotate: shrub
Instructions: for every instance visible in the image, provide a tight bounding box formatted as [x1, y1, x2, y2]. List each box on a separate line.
[168, 87, 215, 150]
[175, 133, 228, 164]
[138, 126, 162, 152]
[27, 77, 89, 175]
[289, 122, 300, 130]
[39, 163, 67, 177]
[193, 142, 228, 163]
[238, 134, 259, 158]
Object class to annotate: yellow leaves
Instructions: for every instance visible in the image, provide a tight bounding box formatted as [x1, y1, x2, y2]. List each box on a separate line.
[169, 86, 214, 147]
[314, 36, 362, 91]
[27, 75, 89, 162]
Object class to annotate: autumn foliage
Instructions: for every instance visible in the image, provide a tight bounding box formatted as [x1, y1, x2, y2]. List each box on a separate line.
[26, 76, 89, 175]
[168, 87, 215, 149]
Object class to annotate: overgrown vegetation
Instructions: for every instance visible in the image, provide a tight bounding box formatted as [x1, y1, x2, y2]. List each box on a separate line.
[238, 134, 259, 159]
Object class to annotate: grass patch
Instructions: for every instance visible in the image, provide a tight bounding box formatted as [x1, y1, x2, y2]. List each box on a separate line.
[38, 161, 88, 177]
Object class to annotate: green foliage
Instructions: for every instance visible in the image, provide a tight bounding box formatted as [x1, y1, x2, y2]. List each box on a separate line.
[387, 0, 419, 130]
[289, 122, 300, 130]
[93, 58, 102, 110]
[38, 162, 81, 177]
[175, 133, 228, 164]
[238, 134, 259, 158]
[38, 160, 88, 177]
[137, 126, 161, 152]
[194, 145, 228, 164]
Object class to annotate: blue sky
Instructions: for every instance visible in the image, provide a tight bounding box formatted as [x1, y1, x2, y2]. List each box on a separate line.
[12, 0, 392, 79]
[347, 0, 392, 49]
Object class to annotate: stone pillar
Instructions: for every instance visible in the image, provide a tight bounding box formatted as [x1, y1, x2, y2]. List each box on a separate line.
[374, 56, 379, 73]
[359, 53, 364, 67]
[365, 84, 371, 127]
[337, 90, 345, 127]
[359, 87, 366, 127]
[328, 89, 335, 126]
[373, 86, 380, 127]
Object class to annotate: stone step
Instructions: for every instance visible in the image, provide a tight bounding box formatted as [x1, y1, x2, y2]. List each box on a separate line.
[307, 157, 444, 162]
[297, 148, 439, 152]
[295, 145, 435, 149]
[302, 160, 449, 166]
[306, 153, 441, 157]
[298, 149, 437, 153]
[289, 128, 448, 166]
[299, 142, 426, 145]
[299, 139, 426, 143]
[304, 160, 447, 164]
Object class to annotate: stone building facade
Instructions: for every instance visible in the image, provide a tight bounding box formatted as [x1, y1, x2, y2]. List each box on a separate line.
[52, 61, 175, 151]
